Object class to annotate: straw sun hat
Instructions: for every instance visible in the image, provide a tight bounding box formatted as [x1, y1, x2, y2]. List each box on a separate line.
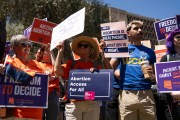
[71, 36, 99, 60]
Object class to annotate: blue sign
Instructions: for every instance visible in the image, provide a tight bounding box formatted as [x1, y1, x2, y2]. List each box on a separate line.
[154, 17, 178, 41]
[176, 15, 180, 29]
[67, 69, 114, 100]
[0, 74, 48, 108]
[155, 61, 180, 93]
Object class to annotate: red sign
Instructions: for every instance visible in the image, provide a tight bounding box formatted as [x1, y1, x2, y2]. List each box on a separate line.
[29, 18, 57, 44]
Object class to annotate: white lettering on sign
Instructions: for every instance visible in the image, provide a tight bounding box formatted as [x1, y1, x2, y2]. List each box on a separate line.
[32, 28, 51, 36]
[39, 24, 53, 31]
[30, 76, 41, 85]
[159, 73, 172, 78]
[70, 76, 91, 81]
[70, 82, 87, 87]
[159, 19, 177, 28]
[14, 86, 41, 96]
[163, 66, 178, 73]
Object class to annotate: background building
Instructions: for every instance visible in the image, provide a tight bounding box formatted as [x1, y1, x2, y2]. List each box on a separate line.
[109, 7, 160, 49]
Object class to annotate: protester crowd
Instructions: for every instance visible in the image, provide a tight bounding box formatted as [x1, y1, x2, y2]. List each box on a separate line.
[0, 19, 180, 120]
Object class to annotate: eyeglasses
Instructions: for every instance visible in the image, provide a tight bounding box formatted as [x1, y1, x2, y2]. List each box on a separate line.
[16, 42, 32, 48]
[78, 44, 90, 48]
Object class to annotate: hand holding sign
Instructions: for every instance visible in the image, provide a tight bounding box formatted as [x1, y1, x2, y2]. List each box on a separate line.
[56, 42, 64, 52]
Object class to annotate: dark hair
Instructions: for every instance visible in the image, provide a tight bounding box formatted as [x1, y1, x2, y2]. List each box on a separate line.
[40, 45, 46, 52]
[35, 45, 46, 62]
[166, 29, 180, 54]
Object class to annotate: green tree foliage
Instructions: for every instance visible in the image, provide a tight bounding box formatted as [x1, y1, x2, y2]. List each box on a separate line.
[6, 23, 24, 40]
[1, 0, 109, 61]
[3, 0, 109, 36]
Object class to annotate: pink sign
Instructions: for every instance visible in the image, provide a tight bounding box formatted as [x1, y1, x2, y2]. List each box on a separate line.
[84, 91, 95, 100]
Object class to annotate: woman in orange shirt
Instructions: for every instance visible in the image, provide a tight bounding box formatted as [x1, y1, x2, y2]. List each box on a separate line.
[7, 35, 43, 120]
[54, 36, 111, 120]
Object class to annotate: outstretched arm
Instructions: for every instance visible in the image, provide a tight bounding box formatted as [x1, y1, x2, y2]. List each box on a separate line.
[54, 43, 65, 77]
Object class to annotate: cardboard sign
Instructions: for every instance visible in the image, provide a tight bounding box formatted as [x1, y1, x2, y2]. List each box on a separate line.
[50, 8, 85, 50]
[154, 17, 178, 41]
[67, 69, 113, 100]
[29, 18, 57, 44]
[155, 61, 180, 93]
[100, 21, 129, 58]
[0, 74, 48, 108]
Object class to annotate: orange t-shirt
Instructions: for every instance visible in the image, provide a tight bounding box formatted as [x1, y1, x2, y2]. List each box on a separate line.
[42, 62, 60, 94]
[34, 61, 60, 94]
[62, 60, 101, 80]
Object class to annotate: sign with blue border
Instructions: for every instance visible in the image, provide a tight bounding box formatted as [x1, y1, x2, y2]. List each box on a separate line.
[154, 17, 178, 41]
[0, 74, 48, 108]
[155, 61, 180, 93]
[67, 69, 113, 100]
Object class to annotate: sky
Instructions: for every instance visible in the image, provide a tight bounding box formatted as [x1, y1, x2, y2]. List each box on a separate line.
[103, 0, 180, 19]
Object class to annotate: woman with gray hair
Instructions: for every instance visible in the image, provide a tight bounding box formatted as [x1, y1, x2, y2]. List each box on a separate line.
[3, 35, 43, 119]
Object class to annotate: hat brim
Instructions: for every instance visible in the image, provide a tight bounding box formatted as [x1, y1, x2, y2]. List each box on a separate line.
[71, 36, 99, 60]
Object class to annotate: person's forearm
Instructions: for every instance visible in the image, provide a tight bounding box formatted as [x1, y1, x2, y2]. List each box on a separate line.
[50, 50, 56, 66]
[54, 50, 64, 76]
[110, 58, 119, 70]
[103, 58, 112, 69]
[101, 52, 112, 69]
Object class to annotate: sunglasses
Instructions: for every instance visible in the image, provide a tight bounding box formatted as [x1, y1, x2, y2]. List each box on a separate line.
[174, 35, 180, 39]
[16, 42, 32, 48]
[78, 44, 90, 48]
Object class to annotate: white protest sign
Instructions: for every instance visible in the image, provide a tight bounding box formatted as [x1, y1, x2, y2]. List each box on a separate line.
[100, 21, 129, 58]
[50, 8, 85, 50]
